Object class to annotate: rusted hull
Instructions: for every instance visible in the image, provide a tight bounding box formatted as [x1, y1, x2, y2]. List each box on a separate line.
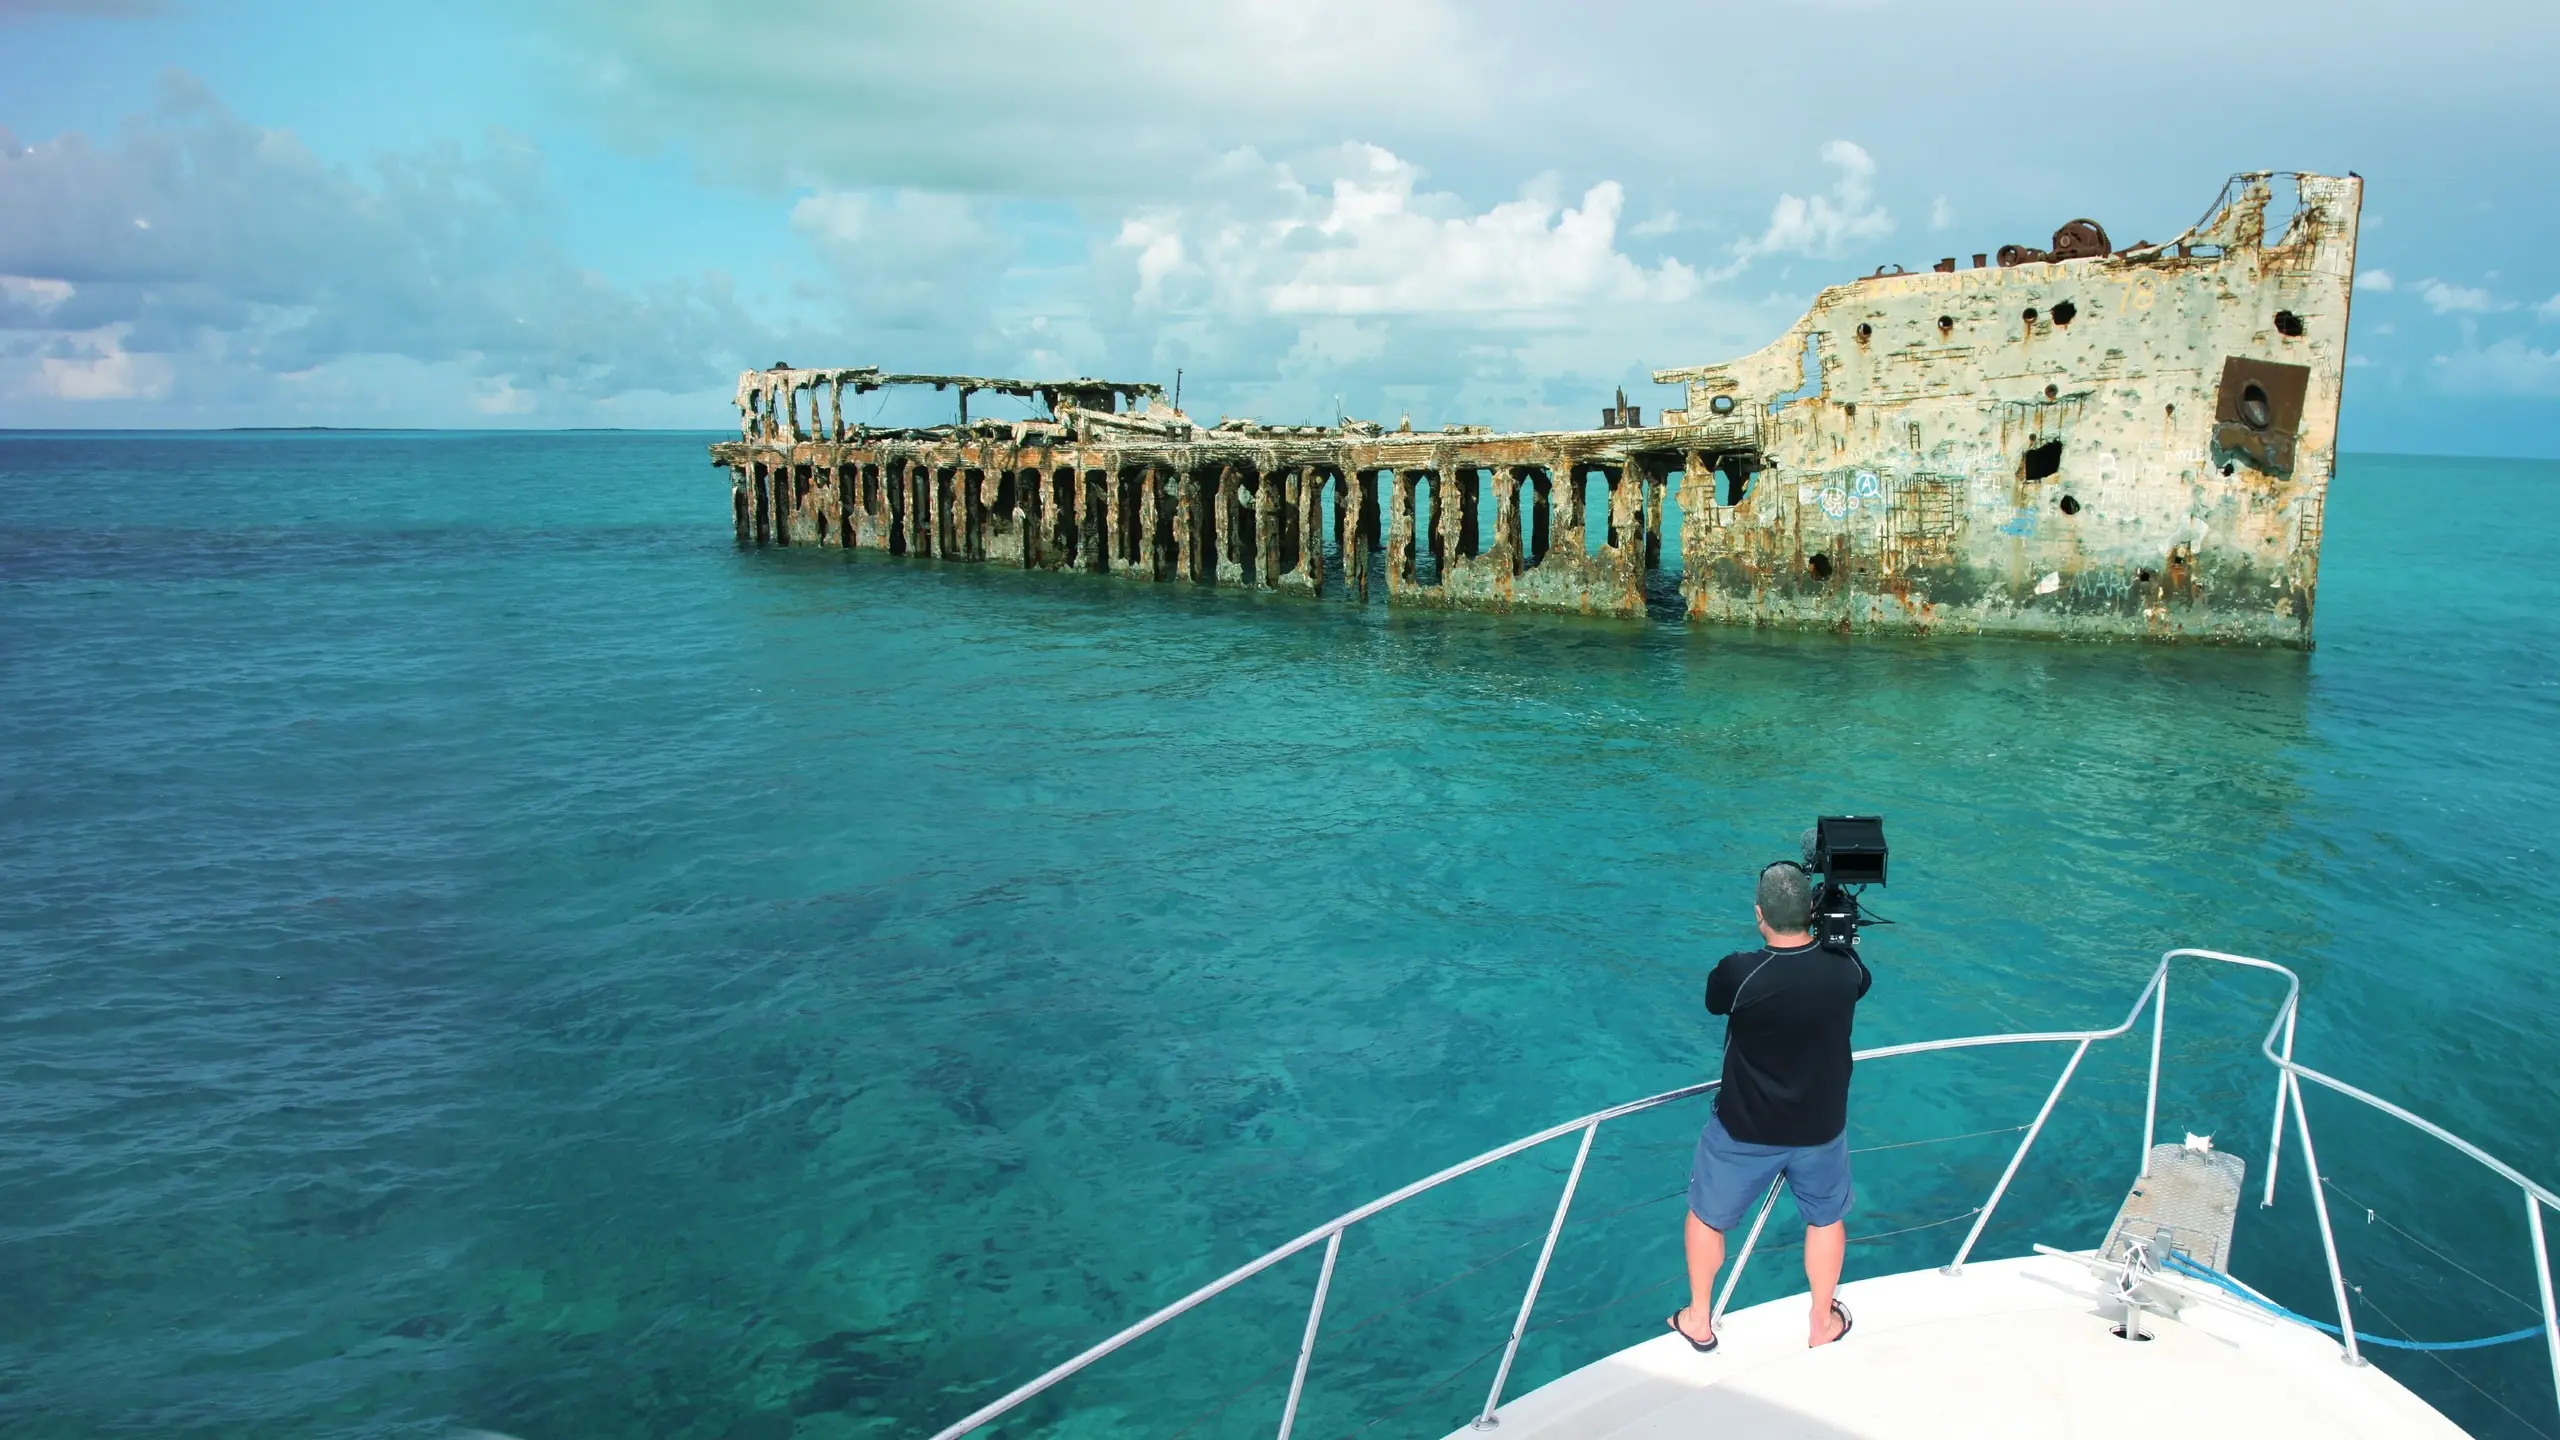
[712, 172, 2359, 647]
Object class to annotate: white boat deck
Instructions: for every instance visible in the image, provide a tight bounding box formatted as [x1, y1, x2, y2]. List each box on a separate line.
[1454, 1251, 2464, 1440]
[923, 953, 2557, 1440]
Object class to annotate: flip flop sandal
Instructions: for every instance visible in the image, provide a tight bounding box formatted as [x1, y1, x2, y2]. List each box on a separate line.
[1825, 1299, 1854, 1344]
[1666, 1308, 1719, 1354]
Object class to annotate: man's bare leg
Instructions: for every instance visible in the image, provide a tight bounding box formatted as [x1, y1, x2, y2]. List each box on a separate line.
[1805, 1221, 1847, 1345]
[1675, 1211, 1726, 1343]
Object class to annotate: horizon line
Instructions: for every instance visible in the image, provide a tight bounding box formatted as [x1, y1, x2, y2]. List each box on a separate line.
[1, 430, 2556, 466]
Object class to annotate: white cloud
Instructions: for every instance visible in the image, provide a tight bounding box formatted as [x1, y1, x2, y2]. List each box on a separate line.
[2429, 338, 2560, 397]
[469, 378, 538, 414]
[0, 274, 74, 314]
[1116, 215, 1187, 310]
[8, 1, 2552, 447]
[2537, 293, 2560, 321]
[1048, 142, 1813, 432]
[547, 0, 1492, 198]
[30, 325, 170, 399]
[2418, 279, 2505, 315]
[1282, 317, 1390, 371]
[1929, 195, 1952, 232]
[1631, 211, 1680, 238]
[0, 75, 1768, 429]
[792, 189, 986, 252]
[1734, 141, 1893, 264]
[1117, 146, 1696, 321]
[1269, 158, 1696, 316]
[2357, 268, 2394, 293]
[790, 188, 1013, 330]
[0, 72, 776, 417]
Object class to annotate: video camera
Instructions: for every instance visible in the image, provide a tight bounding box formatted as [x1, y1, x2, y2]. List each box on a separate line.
[1795, 815, 1889, 948]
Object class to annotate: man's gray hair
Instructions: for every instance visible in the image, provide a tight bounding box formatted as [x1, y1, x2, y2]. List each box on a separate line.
[1756, 863, 1814, 932]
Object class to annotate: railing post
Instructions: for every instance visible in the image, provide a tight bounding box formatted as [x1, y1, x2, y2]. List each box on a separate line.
[2142, 966, 2167, 1177]
[1714, 1177, 1786, 1327]
[1473, 1120, 1598, 1430]
[1947, 1038, 2090, 1274]
[1275, 1229, 1342, 1440]
[2262, 998, 2297, 1208]
[2527, 1191, 2560, 1419]
[2288, 1070, 2364, 1365]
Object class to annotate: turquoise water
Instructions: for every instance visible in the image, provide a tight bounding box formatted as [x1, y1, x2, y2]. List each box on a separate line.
[3, 433, 2557, 1440]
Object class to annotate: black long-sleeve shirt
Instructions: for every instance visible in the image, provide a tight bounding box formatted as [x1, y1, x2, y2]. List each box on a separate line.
[1705, 940, 1872, 1147]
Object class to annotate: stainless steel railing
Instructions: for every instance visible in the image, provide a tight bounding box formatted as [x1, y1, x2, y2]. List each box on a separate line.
[926, 951, 2560, 1439]
[2162, 948, 2560, 1384]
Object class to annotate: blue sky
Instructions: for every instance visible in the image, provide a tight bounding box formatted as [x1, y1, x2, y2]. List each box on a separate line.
[3, 0, 2558, 454]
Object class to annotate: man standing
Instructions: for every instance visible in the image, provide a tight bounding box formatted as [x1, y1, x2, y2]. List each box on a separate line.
[1668, 861, 1872, 1352]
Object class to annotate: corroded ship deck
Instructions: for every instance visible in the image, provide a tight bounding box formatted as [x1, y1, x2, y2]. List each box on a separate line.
[711, 172, 2359, 646]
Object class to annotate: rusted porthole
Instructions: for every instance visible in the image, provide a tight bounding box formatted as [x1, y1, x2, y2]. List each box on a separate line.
[2051, 300, 2078, 326]
[1710, 393, 1736, 415]
[1855, 322, 1874, 343]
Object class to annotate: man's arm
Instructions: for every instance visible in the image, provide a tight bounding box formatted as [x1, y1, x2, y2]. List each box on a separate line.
[1851, 949, 1873, 1000]
[1705, 955, 1738, 1016]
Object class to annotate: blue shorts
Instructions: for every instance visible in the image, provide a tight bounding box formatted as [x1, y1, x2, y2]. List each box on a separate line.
[1686, 1112, 1854, 1232]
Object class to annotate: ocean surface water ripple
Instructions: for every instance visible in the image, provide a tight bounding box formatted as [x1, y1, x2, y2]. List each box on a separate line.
[3, 432, 2557, 1440]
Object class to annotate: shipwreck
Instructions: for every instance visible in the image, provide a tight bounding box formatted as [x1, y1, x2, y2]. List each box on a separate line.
[711, 171, 2360, 646]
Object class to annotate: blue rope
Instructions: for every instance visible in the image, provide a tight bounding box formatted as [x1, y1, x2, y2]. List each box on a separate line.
[2162, 1254, 2547, 1353]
